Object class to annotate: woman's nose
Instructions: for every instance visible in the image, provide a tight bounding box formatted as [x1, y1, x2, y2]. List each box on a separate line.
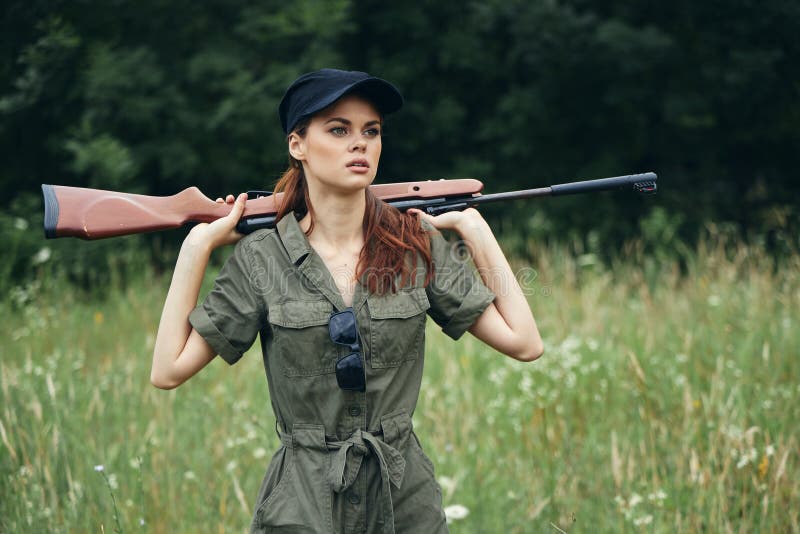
[350, 138, 366, 152]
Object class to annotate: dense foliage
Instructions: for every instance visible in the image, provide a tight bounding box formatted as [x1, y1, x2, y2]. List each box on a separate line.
[2, 0, 798, 283]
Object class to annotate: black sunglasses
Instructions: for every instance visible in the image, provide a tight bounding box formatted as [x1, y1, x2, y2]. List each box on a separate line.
[329, 307, 365, 392]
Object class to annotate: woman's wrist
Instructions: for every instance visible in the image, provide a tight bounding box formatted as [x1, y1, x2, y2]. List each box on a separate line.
[182, 231, 215, 259]
[454, 210, 491, 243]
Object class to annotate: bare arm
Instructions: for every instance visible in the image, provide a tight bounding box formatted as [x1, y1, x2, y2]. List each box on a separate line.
[150, 193, 248, 389]
[409, 208, 543, 362]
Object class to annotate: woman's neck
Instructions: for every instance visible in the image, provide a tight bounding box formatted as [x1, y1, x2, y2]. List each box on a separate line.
[299, 184, 366, 253]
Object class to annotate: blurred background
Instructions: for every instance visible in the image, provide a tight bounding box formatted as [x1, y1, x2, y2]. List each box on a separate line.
[2, 1, 798, 532]
[2, 0, 798, 285]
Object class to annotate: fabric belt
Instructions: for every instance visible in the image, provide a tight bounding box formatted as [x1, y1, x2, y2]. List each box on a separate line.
[278, 426, 407, 534]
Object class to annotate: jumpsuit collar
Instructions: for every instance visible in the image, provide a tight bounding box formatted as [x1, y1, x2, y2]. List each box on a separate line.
[276, 213, 369, 313]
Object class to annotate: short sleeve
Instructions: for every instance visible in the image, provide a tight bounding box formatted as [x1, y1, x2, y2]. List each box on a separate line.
[189, 239, 264, 365]
[424, 224, 496, 340]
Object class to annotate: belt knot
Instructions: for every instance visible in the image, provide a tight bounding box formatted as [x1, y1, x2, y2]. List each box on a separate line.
[327, 429, 406, 534]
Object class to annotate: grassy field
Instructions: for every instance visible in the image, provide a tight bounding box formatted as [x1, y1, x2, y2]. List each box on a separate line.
[1, 234, 798, 533]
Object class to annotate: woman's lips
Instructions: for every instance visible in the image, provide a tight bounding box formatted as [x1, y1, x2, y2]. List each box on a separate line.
[346, 159, 370, 173]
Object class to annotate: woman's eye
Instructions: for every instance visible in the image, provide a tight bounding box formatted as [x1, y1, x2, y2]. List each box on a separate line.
[330, 126, 348, 136]
[364, 128, 381, 138]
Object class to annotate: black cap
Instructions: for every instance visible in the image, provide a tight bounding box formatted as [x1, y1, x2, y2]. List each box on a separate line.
[279, 68, 403, 134]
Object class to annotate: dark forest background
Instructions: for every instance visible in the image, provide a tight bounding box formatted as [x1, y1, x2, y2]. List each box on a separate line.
[2, 0, 798, 287]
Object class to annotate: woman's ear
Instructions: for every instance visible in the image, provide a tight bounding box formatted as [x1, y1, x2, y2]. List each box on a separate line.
[288, 133, 305, 162]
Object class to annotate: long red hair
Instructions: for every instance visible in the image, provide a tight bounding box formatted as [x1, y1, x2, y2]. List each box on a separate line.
[273, 124, 434, 294]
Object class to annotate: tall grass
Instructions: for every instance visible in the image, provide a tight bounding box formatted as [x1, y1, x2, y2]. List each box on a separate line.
[1, 233, 797, 532]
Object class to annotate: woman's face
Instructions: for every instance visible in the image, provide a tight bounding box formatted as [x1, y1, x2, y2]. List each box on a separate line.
[289, 94, 382, 193]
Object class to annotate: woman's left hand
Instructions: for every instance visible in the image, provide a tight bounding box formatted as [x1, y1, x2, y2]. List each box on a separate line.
[406, 207, 488, 236]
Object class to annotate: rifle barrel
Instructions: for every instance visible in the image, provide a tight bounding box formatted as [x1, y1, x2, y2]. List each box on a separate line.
[467, 172, 657, 206]
[387, 172, 657, 217]
[549, 172, 657, 196]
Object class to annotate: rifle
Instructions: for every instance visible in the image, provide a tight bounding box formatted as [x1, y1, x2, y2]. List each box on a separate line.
[41, 172, 657, 240]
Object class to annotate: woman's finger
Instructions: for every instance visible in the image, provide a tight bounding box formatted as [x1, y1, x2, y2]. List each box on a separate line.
[407, 208, 435, 224]
[225, 193, 247, 220]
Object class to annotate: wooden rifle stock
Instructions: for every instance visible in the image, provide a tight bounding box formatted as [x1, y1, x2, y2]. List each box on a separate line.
[41, 179, 484, 239]
[42, 172, 657, 239]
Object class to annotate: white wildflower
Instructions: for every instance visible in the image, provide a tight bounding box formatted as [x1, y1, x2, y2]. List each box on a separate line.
[766, 445, 775, 457]
[628, 493, 643, 507]
[488, 368, 506, 386]
[32, 247, 52, 265]
[707, 295, 721, 306]
[253, 448, 267, 460]
[184, 471, 197, 481]
[225, 460, 237, 473]
[633, 514, 653, 526]
[444, 504, 469, 523]
[108, 474, 118, 490]
[437, 476, 457, 495]
[139, 518, 146, 526]
[519, 374, 533, 394]
[736, 456, 749, 469]
[14, 217, 29, 231]
[561, 335, 581, 353]
[94, 465, 105, 472]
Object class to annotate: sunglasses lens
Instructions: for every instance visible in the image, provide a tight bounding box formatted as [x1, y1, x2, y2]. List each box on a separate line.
[329, 310, 358, 346]
[335, 352, 365, 392]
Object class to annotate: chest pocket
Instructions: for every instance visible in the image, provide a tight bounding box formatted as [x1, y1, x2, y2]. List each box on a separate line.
[268, 299, 338, 377]
[368, 287, 430, 369]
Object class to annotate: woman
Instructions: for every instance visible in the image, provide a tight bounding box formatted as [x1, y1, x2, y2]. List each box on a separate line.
[151, 68, 543, 533]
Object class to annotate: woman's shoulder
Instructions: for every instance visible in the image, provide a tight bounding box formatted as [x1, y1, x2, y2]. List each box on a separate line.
[240, 227, 279, 244]
[231, 227, 285, 263]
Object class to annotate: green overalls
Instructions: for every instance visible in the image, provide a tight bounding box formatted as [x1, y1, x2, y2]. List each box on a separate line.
[189, 213, 495, 533]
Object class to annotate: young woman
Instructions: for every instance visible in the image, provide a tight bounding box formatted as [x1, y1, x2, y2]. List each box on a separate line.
[151, 68, 543, 533]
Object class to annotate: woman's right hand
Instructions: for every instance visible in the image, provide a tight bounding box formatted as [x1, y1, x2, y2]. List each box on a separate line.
[185, 192, 248, 251]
